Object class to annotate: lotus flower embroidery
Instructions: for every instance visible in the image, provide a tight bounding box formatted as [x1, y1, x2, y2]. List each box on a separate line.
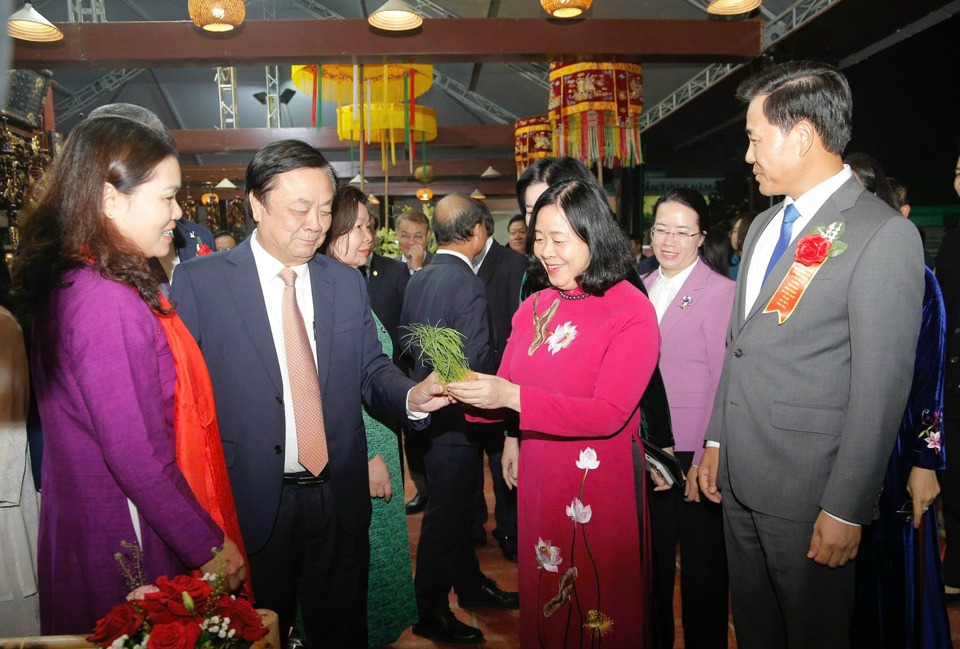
[546, 321, 578, 355]
[576, 447, 600, 471]
[566, 497, 592, 524]
[535, 538, 562, 573]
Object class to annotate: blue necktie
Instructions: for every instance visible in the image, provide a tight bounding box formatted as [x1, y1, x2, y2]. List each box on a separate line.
[762, 203, 801, 284]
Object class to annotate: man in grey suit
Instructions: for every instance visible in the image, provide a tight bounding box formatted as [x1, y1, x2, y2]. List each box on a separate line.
[697, 61, 924, 648]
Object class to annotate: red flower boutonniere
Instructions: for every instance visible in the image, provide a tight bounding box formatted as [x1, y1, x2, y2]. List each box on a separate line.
[764, 221, 847, 325]
[794, 221, 847, 266]
[192, 233, 213, 256]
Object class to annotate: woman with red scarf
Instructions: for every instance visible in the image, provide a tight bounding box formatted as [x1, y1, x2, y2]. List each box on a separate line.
[12, 115, 248, 634]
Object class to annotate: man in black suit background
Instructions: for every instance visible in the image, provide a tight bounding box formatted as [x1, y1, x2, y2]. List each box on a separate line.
[401, 194, 519, 644]
[363, 214, 409, 363]
[397, 208, 434, 514]
[469, 202, 525, 560]
[936, 149, 960, 597]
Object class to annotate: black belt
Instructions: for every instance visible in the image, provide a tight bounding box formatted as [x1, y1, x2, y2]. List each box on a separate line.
[282, 466, 331, 485]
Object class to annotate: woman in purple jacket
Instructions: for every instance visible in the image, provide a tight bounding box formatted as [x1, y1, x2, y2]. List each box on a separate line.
[11, 115, 244, 633]
[643, 187, 735, 649]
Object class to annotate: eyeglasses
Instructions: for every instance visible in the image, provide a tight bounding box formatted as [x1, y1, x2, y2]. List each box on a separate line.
[398, 231, 426, 241]
[650, 227, 703, 242]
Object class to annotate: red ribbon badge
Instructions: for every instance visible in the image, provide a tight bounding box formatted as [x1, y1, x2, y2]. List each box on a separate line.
[763, 226, 846, 325]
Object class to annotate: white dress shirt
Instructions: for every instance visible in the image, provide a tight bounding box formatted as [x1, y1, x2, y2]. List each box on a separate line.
[249, 230, 319, 473]
[472, 237, 494, 274]
[743, 165, 853, 317]
[435, 248, 472, 266]
[648, 259, 699, 324]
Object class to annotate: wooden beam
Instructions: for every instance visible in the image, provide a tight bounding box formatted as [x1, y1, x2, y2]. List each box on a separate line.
[177, 181, 516, 199]
[13, 19, 761, 69]
[180, 158, 515, 184]
[170, 125, 513, 154]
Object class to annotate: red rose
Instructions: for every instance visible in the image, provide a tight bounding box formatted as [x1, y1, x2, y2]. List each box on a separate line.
[141, 576, 209, 624]
[146, 621, 201, 649]
[197, 244, 213, 256]
[794, 234, 832, 266]
[155, 575, 213, 609]
[213, 596, 268, 642]
[88, 602, 144, 646]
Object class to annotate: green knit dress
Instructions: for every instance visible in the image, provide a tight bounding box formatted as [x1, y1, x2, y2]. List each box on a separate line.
[364, 312, 418, 647]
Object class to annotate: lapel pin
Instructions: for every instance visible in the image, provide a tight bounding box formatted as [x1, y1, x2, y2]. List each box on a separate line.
[679, 295, 693, 309]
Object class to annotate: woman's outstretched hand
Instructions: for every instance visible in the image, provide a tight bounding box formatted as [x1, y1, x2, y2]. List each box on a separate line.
[446, 373, 521, 412]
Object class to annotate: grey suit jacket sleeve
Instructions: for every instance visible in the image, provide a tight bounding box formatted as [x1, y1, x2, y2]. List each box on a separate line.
[820, 216, 923, 522]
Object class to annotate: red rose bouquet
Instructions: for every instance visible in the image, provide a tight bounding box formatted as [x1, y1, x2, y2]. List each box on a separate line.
[88, 546, 265, 649]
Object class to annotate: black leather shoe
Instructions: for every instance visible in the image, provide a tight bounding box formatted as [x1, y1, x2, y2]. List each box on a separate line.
[473, 529, 487, 547]
[499, 534, 518, 562]
[458, 577, 520, 610]
[413, 611, 484, 644]
[405, 492, 428, 515]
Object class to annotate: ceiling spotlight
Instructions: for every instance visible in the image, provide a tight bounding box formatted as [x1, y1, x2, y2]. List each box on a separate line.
[706, 0, 762, 15]
[368, 0, 423, 31]
[540, 0, 592, 19]
[7, 2, 63, 42]
[480, 165, 501, 179]
[470, 188, 486, 200]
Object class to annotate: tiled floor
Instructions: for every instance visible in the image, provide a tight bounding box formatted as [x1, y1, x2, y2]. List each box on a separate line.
[389, 462, 960, 648]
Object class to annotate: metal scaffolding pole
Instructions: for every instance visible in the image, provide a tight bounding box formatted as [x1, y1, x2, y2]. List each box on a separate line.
[216, 67, 239, 129]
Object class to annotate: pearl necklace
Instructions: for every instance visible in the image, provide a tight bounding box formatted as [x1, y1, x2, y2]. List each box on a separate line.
[557, 289, 589, 301]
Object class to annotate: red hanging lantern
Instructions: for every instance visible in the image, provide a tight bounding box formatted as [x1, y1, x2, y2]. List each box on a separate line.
[548, 61, 643, 169]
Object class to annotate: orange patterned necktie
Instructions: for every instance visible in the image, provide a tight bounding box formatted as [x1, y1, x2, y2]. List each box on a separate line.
[279, 268, 328, 476]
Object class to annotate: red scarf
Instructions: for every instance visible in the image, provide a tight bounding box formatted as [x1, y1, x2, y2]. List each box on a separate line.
[156, 294, 254, 601]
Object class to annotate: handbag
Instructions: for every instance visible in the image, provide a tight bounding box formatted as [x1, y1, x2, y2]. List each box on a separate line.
[642, 441, 686, 488]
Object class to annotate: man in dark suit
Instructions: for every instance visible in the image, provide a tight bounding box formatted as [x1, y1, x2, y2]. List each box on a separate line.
[935, 150, 960, 596]
[698, 61, 923, 648]
[364, 215, 409, 363]
[401, 194, 519, 644]
[396, 209, 433, 514]
[469, 204, 525, 560]
[170, 140, 448, 648]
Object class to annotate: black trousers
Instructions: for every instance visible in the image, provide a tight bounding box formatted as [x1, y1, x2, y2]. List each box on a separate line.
[248, 479, 369, 649]
[940, 411, 960, 586]
[469, 426, 518, 540]
[415, 440, 485, 617]
[723, 489, 854, 649]
[648, 451, 729, 649]
[404, 426, 430, 497]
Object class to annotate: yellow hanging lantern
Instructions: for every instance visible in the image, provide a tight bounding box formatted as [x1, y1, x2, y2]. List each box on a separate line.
[514, 115, 554, 176]
[291, 64, 433, 105]
[548, 61, 643, 168]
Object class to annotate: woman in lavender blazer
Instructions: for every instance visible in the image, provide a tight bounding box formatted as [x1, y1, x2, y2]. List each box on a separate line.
[642, 188, 735, 649]
[11, 116, 244, 634]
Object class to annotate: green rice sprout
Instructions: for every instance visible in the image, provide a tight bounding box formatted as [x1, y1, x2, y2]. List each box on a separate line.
[402, 323, 473, 385]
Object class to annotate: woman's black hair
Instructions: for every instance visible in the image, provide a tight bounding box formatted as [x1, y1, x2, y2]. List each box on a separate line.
[527, 179, 634, 296]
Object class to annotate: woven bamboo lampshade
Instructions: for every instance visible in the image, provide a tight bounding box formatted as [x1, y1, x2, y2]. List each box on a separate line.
[706, 0, 761, 15]
[188, 0, 245, 32]
[540, 0, 592, 18]
[514, 115, 554, 175]
[548, 61, 643, 168]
